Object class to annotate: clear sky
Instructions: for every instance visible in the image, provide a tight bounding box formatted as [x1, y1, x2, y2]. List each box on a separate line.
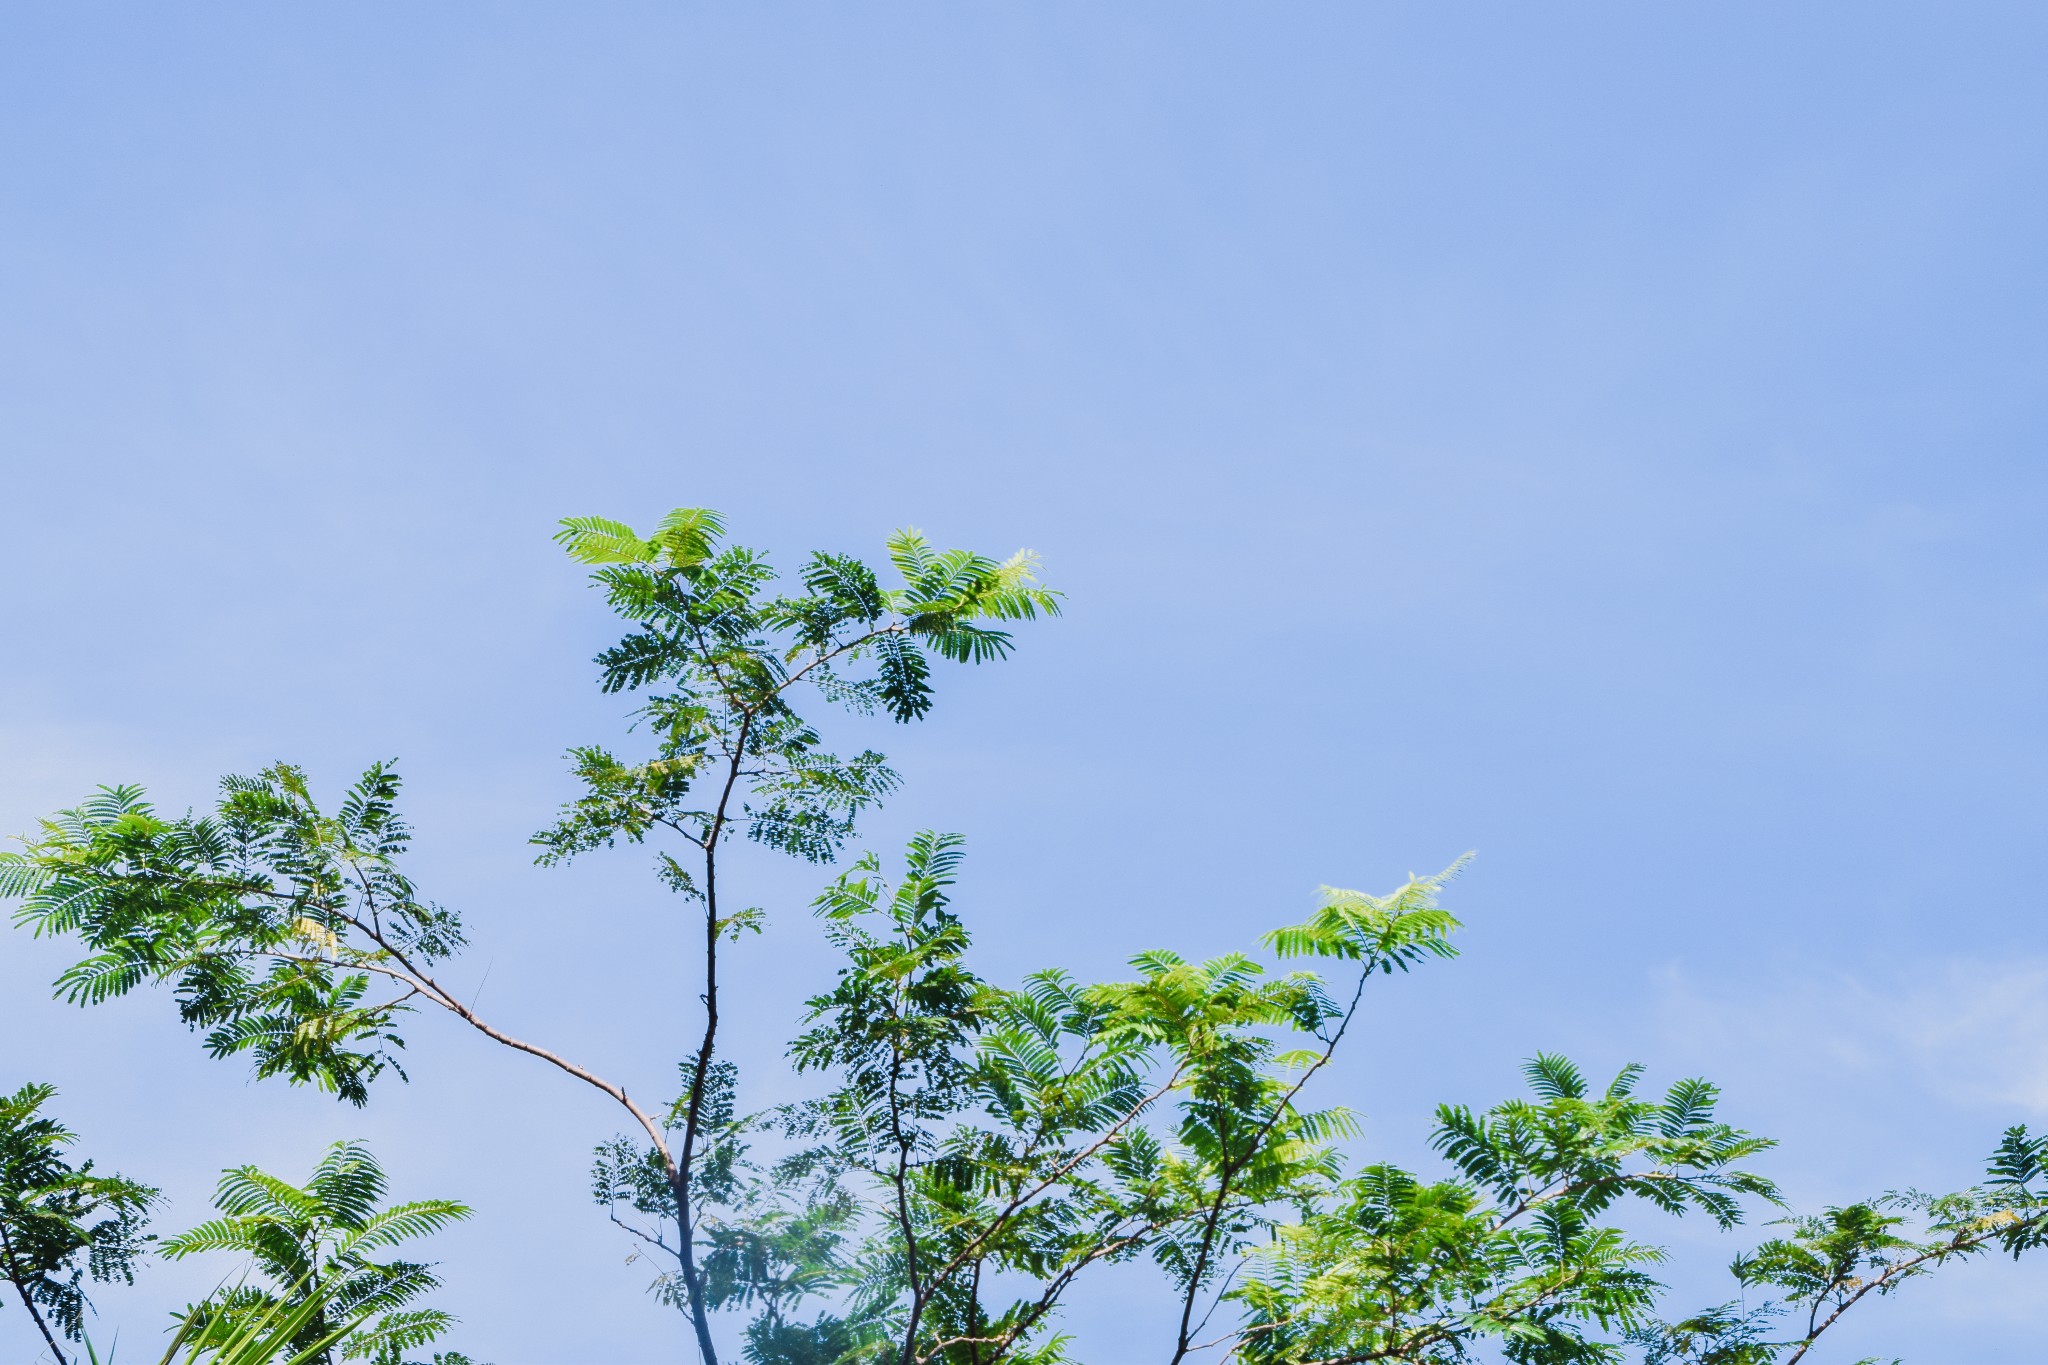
[4, 5, 2047, 1362]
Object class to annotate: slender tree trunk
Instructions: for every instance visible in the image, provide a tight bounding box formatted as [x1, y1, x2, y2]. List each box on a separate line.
[2, 1222, 71, 1365]
[666, 1159, 718, 1365]
[663, 880, 721, 1365]
[670, 728, 753, 1365]
[666, 885, 721, 1365]
[890, 1036, 923, 1365]
[13, 1281, 68, 1365]
[310, 1257, 332, 1365]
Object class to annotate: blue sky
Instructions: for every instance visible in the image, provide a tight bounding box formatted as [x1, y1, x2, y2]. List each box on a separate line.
[4, 5, 2047, 1361]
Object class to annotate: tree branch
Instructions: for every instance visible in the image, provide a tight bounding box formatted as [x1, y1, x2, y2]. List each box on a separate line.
[1171, 967, 1371, 1365]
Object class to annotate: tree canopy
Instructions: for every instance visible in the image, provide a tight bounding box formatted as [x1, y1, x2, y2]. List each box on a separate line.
[5, 505, 2043, 1364]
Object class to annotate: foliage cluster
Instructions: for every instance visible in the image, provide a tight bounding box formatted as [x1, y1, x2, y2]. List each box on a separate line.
[160, 1141, 471, 1365]
[0, 1085, 475, 1365]
[0, 1084, 155, 1362]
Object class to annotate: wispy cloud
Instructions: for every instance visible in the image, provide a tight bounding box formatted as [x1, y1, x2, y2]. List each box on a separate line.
[1655, 957, 2048, 1117]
